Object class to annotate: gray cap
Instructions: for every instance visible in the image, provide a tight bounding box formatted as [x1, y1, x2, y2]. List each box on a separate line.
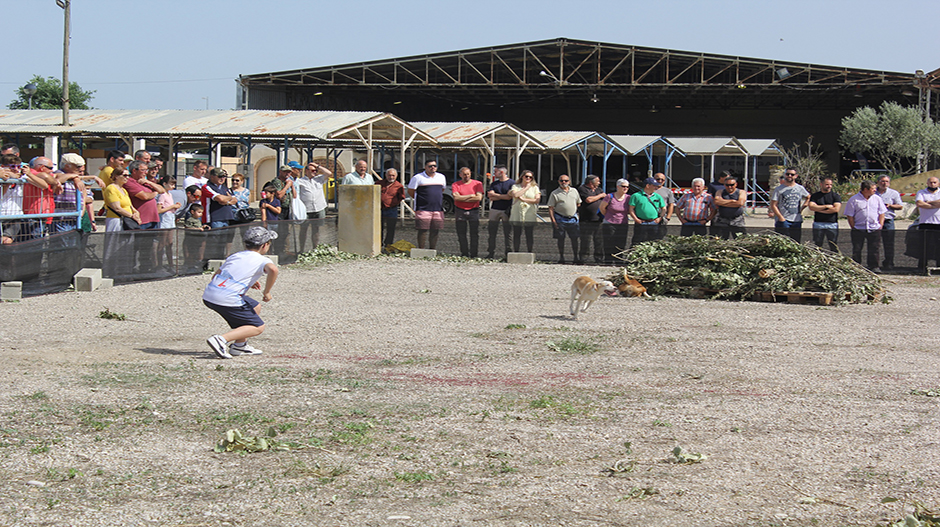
[243, 226, 278, 245]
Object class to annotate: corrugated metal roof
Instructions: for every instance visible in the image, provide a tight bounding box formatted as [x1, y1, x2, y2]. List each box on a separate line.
[664, 137, 743, 155]
[529, 131, 627, 156]
[607, 135, 667, 155]
[736, 139, 783, 157]
[0, 110, 436, 145]
[412, 122, 545, 150]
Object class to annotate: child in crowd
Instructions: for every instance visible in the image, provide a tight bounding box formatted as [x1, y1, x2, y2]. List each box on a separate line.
[181, 203, 206, 230]
[259, 184, 281, 222]
[204, 226, 280, 359]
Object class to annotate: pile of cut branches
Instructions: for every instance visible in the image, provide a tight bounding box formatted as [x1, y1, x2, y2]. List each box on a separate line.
[609, 233, 889, 305]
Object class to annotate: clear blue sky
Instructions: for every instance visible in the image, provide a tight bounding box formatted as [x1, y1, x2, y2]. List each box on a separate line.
[4, 0, 937, 111]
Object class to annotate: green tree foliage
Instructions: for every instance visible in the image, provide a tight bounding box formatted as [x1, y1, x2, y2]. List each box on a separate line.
[840, 101, 940, 175]
[8, 75, 95, 110]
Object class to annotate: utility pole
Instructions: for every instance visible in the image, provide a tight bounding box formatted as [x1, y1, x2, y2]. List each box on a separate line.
[57, 0, 70, 126]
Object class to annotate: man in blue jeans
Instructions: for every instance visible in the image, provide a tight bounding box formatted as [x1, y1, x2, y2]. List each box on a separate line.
[808, 177, 841, 251]
[770, 167, 810, 242]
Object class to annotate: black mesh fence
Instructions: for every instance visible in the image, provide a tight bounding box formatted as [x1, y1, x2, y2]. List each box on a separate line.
[1, 217, 938, 297]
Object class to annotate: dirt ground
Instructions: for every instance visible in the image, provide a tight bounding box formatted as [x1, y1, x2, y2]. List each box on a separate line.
[0, 257, 938, 527]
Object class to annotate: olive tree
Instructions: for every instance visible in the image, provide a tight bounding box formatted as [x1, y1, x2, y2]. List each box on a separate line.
[840, 101, 940, 175]
[8, 75, 95, 110]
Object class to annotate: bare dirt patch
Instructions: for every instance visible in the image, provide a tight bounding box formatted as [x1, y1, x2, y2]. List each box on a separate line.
[1, 257, 938, 526]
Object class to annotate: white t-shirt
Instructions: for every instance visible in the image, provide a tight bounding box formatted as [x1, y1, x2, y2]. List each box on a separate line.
[183, 175, 208, 190]
[293, 175, 328, 213]
[202, 250, 272, 307]
[916, 188, 940, 224]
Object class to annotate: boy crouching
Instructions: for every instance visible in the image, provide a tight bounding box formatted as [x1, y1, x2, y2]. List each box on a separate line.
[203, 226, 279, 359]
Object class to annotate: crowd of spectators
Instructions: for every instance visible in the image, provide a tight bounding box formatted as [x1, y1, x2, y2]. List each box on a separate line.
[4, 144, 940, 274]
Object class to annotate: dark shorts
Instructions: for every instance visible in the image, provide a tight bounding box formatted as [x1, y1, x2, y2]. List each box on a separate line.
[204, 297, 263, 329]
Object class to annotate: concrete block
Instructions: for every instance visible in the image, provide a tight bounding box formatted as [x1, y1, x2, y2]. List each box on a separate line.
[337, 185, 380, 256]
[1, 281, 23, 301]
[267, 255, 278, 266]
[99, 278, 114, 290]
[506, 252, 535, 264]
[73, 268, 102, 292]
[207, 259, 225, 272]
[409, 248, 437, 259]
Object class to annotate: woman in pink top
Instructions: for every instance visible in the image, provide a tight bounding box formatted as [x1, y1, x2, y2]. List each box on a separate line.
[599, 178, 631, 263]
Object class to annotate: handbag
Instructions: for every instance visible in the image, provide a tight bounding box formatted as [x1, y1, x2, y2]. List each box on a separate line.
[290, 197, 307, 220]
[107, 204, 141, 230]
[121, 216, 141, 230]
[234, 207, 257, 223]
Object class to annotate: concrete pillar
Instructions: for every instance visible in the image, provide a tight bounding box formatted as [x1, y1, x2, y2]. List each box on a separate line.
[133, 139, 146, 155]
[337, 185, 380, 256]
[44, 137, 59, 170]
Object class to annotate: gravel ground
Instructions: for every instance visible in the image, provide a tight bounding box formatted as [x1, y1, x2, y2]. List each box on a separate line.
[0, 257, 938, 526]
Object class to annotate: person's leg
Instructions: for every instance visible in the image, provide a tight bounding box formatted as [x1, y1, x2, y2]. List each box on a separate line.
[383, 216, 398, 247]
[882, 219, 895, 268]
[224, 324, 265, 344]
[455, 216, 469, 256]
[826, 228, 839, 253]
[578, 222, 593, 263]
[569, 226, 580, 263]
[468, 215, 479, 258]
[556, 228, 566, 262]
[512, 224, 522, 252]
[790, 222, 803, 243]
[524, 225, 534, 252]
[867, 231, 881, 269]
[850, 229, 864, 264]
[601, 223, 613, 262]
[502, 213, 512, 255]
[417, 229, 428, 248]
[812, 226, 825, 248]
[774, 220, 789, 237]
[428, 228, 440, 250]
[486, 209, 502, 258]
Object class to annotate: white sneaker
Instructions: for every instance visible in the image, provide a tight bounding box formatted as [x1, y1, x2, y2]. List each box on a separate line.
[207, 335, 231, 359]
[229, 342, 263, 356]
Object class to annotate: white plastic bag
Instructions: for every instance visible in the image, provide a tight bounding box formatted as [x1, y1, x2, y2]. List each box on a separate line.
[290, 197, 307, 220]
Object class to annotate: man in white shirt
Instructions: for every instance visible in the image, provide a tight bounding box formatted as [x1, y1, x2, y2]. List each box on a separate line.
[875, 175, 903, 270]
[294, 162, 333, 219]
[915, 176, 940, 269]
[183, 160, 209, 190]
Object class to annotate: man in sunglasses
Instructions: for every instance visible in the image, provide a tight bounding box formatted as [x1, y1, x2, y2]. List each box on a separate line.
[711, 176, 746, 239]
[22, 157, 61, 239]
[769, 167, 810, 242]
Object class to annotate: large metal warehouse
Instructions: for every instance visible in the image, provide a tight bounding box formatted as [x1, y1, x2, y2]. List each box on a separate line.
[238, 37, 934, 179]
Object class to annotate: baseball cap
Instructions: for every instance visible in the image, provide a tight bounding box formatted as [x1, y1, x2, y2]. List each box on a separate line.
[644, 177, 661, 186]
[60, 153, 85, 166]
[243, 226, 278, 245]
[279, 165, 292, 172]
[287, 161, 304, 169]
[208, 167, 228, 179]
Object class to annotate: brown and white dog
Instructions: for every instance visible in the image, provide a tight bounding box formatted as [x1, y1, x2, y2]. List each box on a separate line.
[617, 269, 651, 298]
[569, 275, 617, 320]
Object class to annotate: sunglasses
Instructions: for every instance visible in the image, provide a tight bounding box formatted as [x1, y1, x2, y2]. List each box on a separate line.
[725, 183, 736, 186]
